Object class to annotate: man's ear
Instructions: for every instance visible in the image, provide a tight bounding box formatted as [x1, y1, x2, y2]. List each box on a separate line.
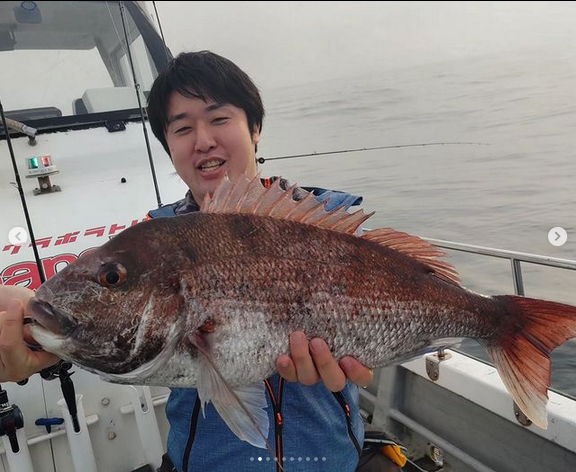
[252, 127, 260, 145]
[252, 127, 261, 154]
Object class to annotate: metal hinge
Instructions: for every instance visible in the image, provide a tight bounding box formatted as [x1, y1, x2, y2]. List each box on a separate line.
[426, 348, 452, 381]
[513, 402, 532, 427]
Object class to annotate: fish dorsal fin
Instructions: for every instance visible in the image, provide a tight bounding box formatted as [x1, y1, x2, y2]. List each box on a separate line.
[202, 174, 459, 283]
[361, 228, 461, 285]
[201, 173, 373, 235]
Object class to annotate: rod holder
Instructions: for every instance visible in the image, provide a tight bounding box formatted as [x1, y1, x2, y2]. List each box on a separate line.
[58, 394, 97, 472]
[128, 386, 164, 470]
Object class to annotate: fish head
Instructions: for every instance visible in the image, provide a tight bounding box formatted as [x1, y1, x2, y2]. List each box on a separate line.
[27, 222, 191, 380]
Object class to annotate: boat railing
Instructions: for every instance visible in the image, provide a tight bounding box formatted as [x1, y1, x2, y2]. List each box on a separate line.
[421, 237, 576, 406]
[423, 237, 576, 296]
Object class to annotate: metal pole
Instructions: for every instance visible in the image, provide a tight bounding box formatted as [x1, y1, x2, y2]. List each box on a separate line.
[118, 1, 163, 208]
[0, 98, 46, 283]
[510, 259, 525, 296]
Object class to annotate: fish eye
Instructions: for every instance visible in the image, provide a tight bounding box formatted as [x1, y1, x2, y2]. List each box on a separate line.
[98, 263, 127, 287]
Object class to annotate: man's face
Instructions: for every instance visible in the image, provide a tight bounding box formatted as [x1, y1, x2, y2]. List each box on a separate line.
[165, 92, 260, 204]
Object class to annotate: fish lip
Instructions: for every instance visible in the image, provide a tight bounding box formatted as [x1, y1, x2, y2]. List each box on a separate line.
[27, 298, 78, 337]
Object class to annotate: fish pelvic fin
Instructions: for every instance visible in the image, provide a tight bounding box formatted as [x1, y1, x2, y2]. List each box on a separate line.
[189, 332, 273, 453]
[488, 295, 576, 429]
[360, 228, 461, 285]
[201, 173, 373, 235]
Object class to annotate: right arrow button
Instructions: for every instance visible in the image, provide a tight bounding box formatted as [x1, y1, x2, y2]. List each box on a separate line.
[548, 227, 568, 247]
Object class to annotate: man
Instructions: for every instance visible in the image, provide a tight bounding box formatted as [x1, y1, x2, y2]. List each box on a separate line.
[0, 51, 374, 471]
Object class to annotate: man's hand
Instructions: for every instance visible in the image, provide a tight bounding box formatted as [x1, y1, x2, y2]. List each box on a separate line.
[276, 331, 374, 391]
[0, 286, 60, 382]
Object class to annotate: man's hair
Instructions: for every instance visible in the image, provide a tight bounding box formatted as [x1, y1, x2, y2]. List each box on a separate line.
[147, 51, 265, 157]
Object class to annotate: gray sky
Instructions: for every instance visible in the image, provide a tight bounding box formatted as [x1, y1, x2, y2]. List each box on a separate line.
[150, 1, 576, 91]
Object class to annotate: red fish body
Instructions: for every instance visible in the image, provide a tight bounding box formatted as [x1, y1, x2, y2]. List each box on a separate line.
[27, 174, 576, 447]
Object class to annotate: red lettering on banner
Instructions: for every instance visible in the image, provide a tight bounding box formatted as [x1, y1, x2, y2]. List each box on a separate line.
[55, 232, 80, 246]
[1, 219, 144, 257]
[1, 262, 42, 289]
[31, 237, 52, 249]
[85, 226, 106, 238]
[2, 244, 23, 255]
[0, 248, 99, 288]
[109, 224, 126, 235]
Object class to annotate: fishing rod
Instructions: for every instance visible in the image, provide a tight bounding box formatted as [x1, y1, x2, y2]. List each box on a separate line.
[1, 99, 81, 436]
[257, 141, 488, 164]
[0, 100, 45, 283]
[119, 1, 163, 209]
[0, 100, 55, 465]
[152, 0, 171, 66]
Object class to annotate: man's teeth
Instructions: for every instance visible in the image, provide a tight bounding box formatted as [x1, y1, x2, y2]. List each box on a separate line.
[200, 160, 224, 170]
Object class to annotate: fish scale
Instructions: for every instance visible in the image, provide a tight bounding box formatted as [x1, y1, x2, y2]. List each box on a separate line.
[27, 173, 576, 448]
[176, 222, 506, 384]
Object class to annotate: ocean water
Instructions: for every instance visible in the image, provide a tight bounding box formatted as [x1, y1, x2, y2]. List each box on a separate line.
[259, 50, 576, 396]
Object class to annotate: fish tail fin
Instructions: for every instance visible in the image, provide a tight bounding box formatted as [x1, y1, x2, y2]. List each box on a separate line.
[487, 295, 576, 429]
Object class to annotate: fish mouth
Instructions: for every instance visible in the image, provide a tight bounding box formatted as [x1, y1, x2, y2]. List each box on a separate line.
[27, 298, 79, 337]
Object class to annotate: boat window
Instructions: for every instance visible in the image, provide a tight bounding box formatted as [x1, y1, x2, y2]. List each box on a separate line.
[0, 1, 169, 126]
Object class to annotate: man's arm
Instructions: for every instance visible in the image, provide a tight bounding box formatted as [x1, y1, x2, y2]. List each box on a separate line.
[277, 331, 374, 390]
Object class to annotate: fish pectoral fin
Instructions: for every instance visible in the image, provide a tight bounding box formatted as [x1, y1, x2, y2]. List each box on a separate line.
[201, 377, 270, 449]
[189, 333, 271, 450]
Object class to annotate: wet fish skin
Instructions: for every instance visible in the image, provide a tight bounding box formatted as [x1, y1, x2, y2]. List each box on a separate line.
[29, 211, 496, 381]
[28, 219, 192, 377]
[27, 174, 576, 447]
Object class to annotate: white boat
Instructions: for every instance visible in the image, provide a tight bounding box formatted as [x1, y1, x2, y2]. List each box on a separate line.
[1, 2, 575, 471]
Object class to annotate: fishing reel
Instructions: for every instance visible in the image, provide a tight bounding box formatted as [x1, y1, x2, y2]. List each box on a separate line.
[39, 360, 73, 381]
[16, 360, 73, 384]
[43, 361, 81, 432]
[17, 361, 81, 433]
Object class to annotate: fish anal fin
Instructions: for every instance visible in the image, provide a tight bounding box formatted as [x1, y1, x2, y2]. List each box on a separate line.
[488, 295, 576, 429]
[360, 228, 461, 285]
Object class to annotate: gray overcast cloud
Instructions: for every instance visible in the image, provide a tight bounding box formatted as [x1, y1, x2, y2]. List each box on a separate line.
[150, 1, 576, 91]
